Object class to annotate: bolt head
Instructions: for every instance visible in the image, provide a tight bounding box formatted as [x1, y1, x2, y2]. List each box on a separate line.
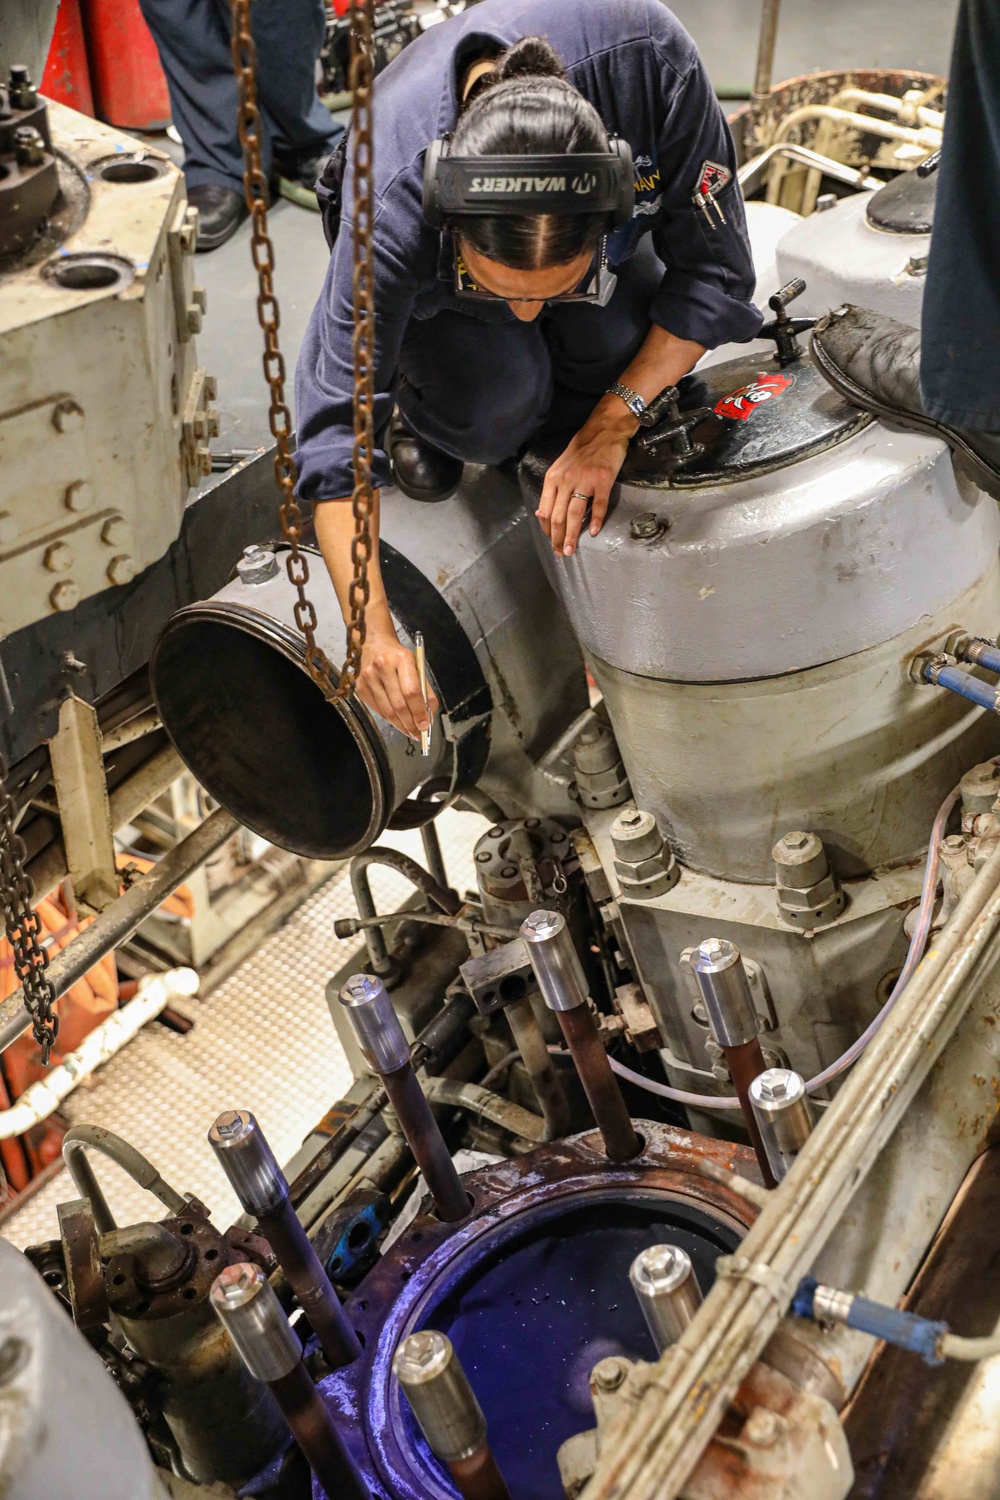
[53, 400, 84, 434]
[499, 864, 518, 879]
[522, 910, 561, 940]
[475, 850, 491, 864]
[630, 512, 665, 541]
[107, 554, 136, 586]
[743, 1408, 784, 1448]
[943, 834, 967, 852]
[592, 1356, 629, 1393]
[65, 480, 94, 512]
[102, 516, 131, 547]
[780, 832, 810, 852]
[50, 580, 79, 612]
[214, 1109, 248, 1140]
[44, 542, 74, 573]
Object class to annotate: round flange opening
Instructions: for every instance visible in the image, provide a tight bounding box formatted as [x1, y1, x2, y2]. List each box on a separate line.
[390, 1190, 740, 1500]
[47, 253, 134, 292]
[151, 608, 389, 858]
[96, 156, 166, 184]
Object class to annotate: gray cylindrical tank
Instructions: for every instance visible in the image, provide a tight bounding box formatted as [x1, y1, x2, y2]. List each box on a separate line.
[151, 469, 587, 859]
[521, 360, 1000, 883]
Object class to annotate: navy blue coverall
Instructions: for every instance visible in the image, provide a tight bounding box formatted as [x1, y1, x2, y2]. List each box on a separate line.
[294, 0, 761, 503]
[138, 0, 340, 193]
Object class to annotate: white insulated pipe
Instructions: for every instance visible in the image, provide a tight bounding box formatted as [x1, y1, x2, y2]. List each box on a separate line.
[0, 967, 199, 1139]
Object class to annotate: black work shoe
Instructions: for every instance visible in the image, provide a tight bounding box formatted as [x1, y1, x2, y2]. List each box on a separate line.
[389, 416, 464, 502]
[811, 305, 1000, 500]
[188, 184, 247, 252]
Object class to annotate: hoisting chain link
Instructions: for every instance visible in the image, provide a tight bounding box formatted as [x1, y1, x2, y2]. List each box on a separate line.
[230, 0, 376, 700]
[0, 756, 58, 1065]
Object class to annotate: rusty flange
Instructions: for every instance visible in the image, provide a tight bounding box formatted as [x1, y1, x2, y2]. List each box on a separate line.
[317, 1122, 761, 1500]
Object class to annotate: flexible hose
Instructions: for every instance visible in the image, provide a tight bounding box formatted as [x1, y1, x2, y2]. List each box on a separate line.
[62, 1123, 188, 1234]
[561, 783, 962, 1114]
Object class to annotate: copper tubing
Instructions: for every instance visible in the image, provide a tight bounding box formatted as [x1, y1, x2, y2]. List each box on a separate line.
[723, 1037, 777, 1189]
[449, 1442, 513, 1500]
[557, 1005, 641, 1163]
[256, 1196, 363, 1365]
[269, 1360, 369, 1500]
[381, 1063, 469, 1222]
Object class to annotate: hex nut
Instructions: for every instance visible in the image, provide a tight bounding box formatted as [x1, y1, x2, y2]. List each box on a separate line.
[50, 581, 80, 612]
[65, 480, 94, 512]
[107, 555, 136, 586]
[44, 542, 74, 573]
[102, 516, 131, 547]
[611, 807, 663, 865]
[743, 1408, 785, 1449]
[573, 723, 620, 776]
[772, 830, 829, 890]
[236, 544, 279, 585]
[52, 399, 85, 434]
[629, 512, 666, 541]
[776, 870, 846, 930]
[961, 758, 1000, 817]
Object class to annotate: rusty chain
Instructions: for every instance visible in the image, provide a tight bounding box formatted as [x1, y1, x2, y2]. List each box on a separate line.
[0, 756, 58, 1065]
[230, 0, 376, 701]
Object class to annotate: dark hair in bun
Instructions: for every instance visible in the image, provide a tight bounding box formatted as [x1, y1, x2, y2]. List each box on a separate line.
[451, 36, 611, 271]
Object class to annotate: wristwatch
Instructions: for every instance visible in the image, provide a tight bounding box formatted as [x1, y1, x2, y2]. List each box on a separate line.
[607, 381, 649, 422]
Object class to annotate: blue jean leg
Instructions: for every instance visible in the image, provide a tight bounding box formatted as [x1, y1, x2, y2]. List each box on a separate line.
[138, 0, 339, 194]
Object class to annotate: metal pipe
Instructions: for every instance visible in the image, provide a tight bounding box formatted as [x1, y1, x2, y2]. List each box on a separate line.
[504, 994, 571, 1139]
[420, 822, 449, 895]
[339, 974, 469, 1222]
[737, 142, 882, 198]
[689, 939, 776, 1188]
[0, 806, 237, 1052]
[772, 103, 942, 151]
[749, 1069, 814, 1182]
[334, 908, 519, 941]
[208, 1110, 361, 1367]
[630, 1246, 703, 1353]
[101, 706, 163, 754]
[0, 969, 199, 1143]
[520, 910, 640, 1162]
[828, 86, 944, 129]
[423, 1076, 547, 1143]
[350, 847, 462, 972]
[585, 834, 1000, 1500]
[394, 1331, 511, 1500]
[752, 0, 780, 99]
[210, 1263, 369, 1500]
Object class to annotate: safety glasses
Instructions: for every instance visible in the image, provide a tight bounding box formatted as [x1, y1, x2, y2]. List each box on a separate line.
[450, 235, 617, 307]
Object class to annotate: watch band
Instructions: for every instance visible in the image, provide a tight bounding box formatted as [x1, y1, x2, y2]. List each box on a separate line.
[607, 381, 647, 421]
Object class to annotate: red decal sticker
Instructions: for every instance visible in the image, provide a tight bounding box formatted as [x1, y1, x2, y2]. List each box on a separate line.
[714, 371, 794, 422]
[696, 159, 732, 200]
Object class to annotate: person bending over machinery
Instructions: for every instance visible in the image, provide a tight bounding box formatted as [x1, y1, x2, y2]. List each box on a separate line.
[294, 0, 761, 739]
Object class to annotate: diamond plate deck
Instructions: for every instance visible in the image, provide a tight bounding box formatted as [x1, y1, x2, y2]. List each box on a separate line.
[2, 811, 487, 1249]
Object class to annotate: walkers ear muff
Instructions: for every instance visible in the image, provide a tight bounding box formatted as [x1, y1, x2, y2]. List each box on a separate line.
[422, 135, 634, 229]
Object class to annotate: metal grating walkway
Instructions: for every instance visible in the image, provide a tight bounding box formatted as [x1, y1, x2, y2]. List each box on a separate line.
[2, 809, 487, 1250]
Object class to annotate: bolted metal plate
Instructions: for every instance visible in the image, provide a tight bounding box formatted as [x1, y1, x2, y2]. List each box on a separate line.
[522, 353, 870, 497]
[623, 353, 872, 489]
